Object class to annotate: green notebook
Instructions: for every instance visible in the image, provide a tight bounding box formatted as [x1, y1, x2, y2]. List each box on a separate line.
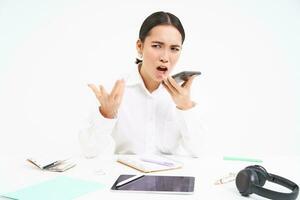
[2, 176, 104, 200]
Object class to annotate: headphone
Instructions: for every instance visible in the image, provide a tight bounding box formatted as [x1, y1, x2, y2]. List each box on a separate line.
[236, 165, 299, 200]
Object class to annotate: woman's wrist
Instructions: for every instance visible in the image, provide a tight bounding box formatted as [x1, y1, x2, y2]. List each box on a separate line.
[176, 101, 196, 110]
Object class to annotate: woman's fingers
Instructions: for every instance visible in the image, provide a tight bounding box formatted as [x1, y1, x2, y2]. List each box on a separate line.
[113, 79, 124, 97]
[88, 84, 98, 94]
[167, 77, 182, 92]
[111, 79, 125, 101]
[111, 80, 121, 98]
[164, 78, 179, 95]
[114, 80, 125, 103]
[182, 75, 196, 89]
[162, 81, 174, 95]
[100, 85, 109, 98]
[88, 84, 102, 98]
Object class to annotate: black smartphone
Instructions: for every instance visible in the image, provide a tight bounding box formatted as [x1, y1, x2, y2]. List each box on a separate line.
[172, 71, 201, 83]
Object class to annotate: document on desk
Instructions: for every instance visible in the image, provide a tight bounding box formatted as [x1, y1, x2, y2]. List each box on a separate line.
[1, 176, 105, 200]
[117, 155, 183, 173]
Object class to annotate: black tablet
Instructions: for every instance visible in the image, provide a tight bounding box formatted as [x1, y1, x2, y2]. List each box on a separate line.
[111, 174, 195, 194]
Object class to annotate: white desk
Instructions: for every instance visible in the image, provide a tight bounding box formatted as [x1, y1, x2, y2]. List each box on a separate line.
[0, 154, 299, 200]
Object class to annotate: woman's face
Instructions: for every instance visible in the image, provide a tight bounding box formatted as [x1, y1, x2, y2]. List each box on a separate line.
[137, 25, 182, 83]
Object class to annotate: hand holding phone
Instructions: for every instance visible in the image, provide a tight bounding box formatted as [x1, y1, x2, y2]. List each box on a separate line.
[163, 70, 200, 110]
[172, 71, 201, 83]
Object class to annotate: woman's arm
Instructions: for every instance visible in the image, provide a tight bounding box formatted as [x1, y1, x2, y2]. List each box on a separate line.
[176, 105, 206, 157]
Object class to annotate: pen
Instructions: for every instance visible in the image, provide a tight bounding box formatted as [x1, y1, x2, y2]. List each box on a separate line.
[214, 172, 236, 185]
[223, 156, 263, 163]
[43, 161, 61, 169]
[43, 159, 67, 169]
[140, 158, 174, 167]
[116, 175, 144, 187]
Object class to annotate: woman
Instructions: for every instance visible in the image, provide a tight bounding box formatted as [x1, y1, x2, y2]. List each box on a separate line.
[87, 11, 203, 157]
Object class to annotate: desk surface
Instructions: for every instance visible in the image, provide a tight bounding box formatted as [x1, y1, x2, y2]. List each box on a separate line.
[0, 154, 299, 200]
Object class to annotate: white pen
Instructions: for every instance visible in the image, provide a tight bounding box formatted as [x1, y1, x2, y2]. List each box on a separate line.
[214, 172, 236, 185]
[140, 158, 174, 167]
[116, 175, 145, 187]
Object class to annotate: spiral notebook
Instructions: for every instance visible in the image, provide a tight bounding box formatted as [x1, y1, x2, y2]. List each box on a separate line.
[117, 155, 183, 173]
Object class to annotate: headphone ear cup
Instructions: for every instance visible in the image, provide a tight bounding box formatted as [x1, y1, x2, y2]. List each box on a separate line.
[246, 165, 268, 187]
[236, 169, 259, 196]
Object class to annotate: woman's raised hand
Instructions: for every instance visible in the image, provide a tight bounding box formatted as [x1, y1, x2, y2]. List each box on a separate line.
[88, 79, 125, 119]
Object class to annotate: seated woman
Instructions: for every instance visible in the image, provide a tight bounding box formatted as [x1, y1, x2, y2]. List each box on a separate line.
[87, 11, 204, 157]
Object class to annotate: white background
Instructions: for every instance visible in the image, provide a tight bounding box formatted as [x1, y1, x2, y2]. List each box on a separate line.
[0, 0, 299, 157]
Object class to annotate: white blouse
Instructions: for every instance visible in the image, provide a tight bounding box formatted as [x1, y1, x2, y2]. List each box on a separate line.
[84, 67, 205, 157]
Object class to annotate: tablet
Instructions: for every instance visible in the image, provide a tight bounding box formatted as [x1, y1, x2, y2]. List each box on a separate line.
[111, 174, 195, 194]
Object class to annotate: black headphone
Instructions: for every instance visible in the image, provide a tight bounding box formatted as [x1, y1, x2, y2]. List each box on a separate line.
[236, 165, 299, 200]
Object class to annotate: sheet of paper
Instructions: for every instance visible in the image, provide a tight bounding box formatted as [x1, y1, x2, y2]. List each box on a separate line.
[2, 176, 104, 200]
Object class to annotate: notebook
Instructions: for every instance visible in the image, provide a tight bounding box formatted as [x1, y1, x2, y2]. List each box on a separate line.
[117, 155, 183, 173]
[27, 157, 76, 172]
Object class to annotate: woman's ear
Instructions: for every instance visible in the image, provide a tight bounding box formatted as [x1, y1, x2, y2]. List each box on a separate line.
[136, 39, 143, 57]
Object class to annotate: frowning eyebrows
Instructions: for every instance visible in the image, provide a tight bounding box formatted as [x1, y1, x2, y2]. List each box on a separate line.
[151, 41, 181, 48]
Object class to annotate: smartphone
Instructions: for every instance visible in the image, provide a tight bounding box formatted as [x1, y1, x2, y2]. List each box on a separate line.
[172, 71, 201, 83]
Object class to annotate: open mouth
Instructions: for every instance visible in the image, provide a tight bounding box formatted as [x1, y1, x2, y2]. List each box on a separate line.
[156, 66, 168, 72]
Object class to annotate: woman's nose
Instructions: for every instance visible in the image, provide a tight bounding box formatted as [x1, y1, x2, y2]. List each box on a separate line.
[159, 52, 169, 63]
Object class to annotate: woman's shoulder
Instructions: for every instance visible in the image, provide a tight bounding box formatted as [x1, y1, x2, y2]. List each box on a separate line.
[118, 67, 142, 87]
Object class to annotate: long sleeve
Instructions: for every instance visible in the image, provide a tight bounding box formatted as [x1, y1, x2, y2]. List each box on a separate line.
[176, 104, 207, 158]
[78, 89, 118, 157]
[89, 107, 117, 135]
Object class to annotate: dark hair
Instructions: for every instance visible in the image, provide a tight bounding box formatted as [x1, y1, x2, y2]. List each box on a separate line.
[135, 11, 185, 64]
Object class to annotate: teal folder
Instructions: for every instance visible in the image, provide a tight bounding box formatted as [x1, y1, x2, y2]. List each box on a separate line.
[2, 176, 104, 200]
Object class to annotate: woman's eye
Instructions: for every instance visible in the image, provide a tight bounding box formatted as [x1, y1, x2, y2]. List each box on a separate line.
[171, 47, 180, 52]
[152, 44, 161, 48]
